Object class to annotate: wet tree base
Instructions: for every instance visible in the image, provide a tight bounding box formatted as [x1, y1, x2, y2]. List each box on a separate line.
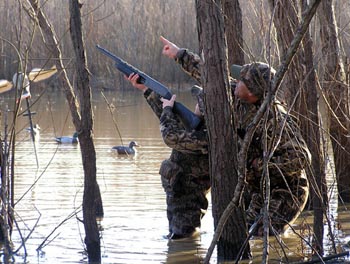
[217, 239, 250, 262]
[85, 240, 101, 263]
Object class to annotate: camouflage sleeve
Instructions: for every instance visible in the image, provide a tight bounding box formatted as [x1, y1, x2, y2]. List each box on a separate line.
[160, 106, 208, 155]
[143, 89, 163, 119]
[269, 124, 311, 174]
[175, 49, 202, 83]
[255, 115, 311, 177]
[174, 49, 239, 89]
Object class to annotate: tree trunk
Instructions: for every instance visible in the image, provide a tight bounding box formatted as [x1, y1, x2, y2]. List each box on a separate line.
[222, 0, 244, 65]
[28, 0, 103, 262]
[269, 0, 327, 255]
[69, 1, 101, 262]
[300, 0, 327, 255]
[1, 111, 4, 242]
[318, 0, 350, 203]
[0, 112, 6, 244]
[195, 0, 250, 261]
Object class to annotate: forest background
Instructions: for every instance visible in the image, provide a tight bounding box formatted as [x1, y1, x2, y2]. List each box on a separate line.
[1, 1, 349, 89]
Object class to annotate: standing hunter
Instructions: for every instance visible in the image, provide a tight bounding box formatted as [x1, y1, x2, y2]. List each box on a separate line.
[126, 39, 210, 239]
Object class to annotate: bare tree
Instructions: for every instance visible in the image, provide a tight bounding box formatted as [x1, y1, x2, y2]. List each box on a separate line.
[69, 1, 102, 262]
[26, 0, 103, 262]
[318, 0, 350, 203]
[195, 0, 250, 261]
[268, 0, 327, 255]
[222, 0, 244, 66]
[302, 2, 327, 255]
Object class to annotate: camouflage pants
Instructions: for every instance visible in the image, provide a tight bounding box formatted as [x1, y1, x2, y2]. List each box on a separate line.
[160, 159, 210, 236]
[246, 186, 308, 235]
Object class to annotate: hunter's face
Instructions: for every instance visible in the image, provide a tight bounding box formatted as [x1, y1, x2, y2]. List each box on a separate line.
[235, 80, 258, 104]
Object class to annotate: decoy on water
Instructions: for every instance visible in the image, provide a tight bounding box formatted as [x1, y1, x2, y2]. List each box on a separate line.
[55, 132, 79, 144]
[112, 141, 139, 155]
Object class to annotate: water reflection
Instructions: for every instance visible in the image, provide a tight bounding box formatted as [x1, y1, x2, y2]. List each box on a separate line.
[1, 89, 349, 263]
[166, 236, 204, 263]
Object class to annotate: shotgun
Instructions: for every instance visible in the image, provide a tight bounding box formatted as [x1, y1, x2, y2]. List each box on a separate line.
[96, 44, 202, 130]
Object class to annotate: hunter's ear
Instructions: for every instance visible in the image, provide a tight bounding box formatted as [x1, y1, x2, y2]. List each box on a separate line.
[248, 91, 255, 97]
[246, 90, 259, 103]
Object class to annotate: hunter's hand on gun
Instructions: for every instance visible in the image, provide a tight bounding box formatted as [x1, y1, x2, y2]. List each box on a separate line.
[125, 73, 147, 92]
[160, 36, 180, 59]
[126, 72, 178, 109]
[160, 95, 176, 109]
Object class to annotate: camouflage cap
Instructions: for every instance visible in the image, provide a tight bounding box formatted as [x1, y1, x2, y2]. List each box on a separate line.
[230, 64, 242, 80]
[239, 62, 275, 100]
[191, 85, 205, 115]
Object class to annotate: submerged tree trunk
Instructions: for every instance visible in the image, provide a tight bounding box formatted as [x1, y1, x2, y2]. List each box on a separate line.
[69, 1, 101, 262]
[318, 0, 350, 204]
[0, 112, 9, 246]
[269, 0, 327, 255]
[1, 112, 5, 242]
[302, 14, 327, 258]
[196, 0, 250, 261]
[28, 0, 103, 262]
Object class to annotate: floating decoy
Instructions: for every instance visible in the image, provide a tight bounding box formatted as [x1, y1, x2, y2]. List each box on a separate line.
[112, 141, 139, 155]
[55, 132, 79, 144]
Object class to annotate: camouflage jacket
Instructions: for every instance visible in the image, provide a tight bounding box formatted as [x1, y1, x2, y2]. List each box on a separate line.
[143, 89, 208, 154]
[175, 49, 202, 83]
[235, 98, 311, 195]
[143, 90, 210, 193]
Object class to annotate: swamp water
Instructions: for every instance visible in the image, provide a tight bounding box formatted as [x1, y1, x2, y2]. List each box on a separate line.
[1, 89, 349, 263]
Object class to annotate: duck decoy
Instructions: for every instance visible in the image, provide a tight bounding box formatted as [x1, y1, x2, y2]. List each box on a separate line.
[112, 141, 139, 155]
[55, 132, 79, 144]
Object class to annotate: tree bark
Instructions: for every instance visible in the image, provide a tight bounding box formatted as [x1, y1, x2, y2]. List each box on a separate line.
[0, 112, 10, 248]
[195, 0, 250, 261]
[222, 0, 244, 65]
[269, 0, 327, 255]
[318, 0, 350, 203]
[300, 0, 327, 255]
[69, 1, 101, 262]
[27, 0, 103, 262]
